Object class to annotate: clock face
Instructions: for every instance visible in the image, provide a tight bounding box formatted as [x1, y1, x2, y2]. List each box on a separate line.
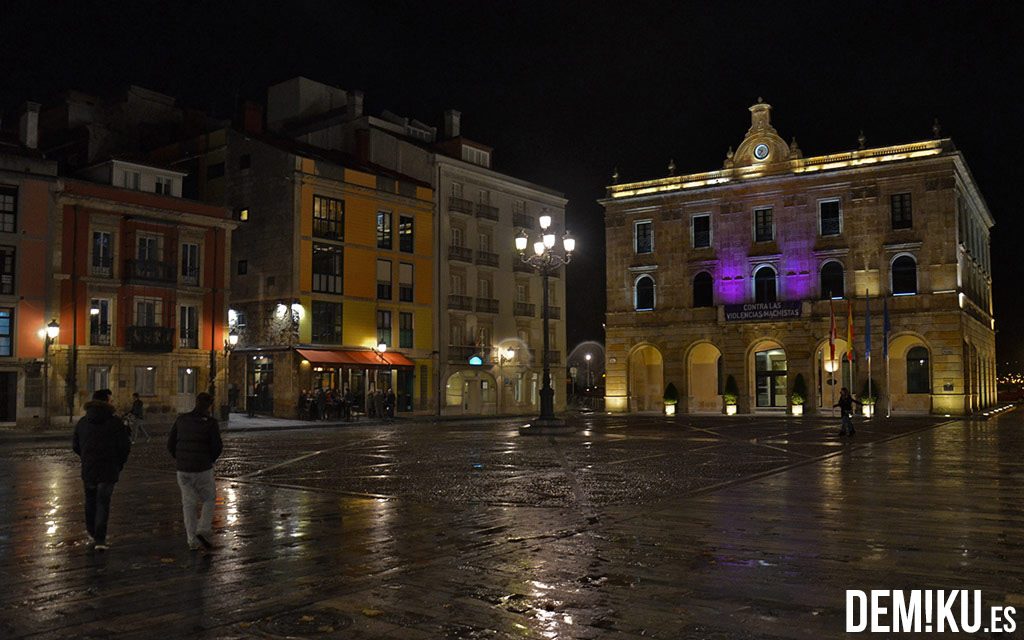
[753, 143, 770, 160]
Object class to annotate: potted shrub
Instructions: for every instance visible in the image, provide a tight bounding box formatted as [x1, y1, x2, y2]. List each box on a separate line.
[723, 374, 739, 415]
[663, 382, 679, 416]
[860, 379, 878, 417]
[791, 373, 807, 416]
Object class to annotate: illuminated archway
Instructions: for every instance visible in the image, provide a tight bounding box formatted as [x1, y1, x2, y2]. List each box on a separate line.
[687, 341, 722, 413]
[628, 344, 664, 413]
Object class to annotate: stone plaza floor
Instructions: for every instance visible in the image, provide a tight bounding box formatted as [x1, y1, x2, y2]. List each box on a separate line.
[1, 411, 1022, 639]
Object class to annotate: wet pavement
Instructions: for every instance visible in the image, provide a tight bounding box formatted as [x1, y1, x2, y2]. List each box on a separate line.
[1, 411, 1022, 638]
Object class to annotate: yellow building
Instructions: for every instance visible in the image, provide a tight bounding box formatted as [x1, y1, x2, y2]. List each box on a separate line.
[159, 127, 435, 417]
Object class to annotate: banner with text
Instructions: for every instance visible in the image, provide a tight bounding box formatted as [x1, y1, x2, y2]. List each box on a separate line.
[724, 301, 802, 322]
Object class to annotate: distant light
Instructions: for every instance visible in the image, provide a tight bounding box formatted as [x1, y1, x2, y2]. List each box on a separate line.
[146, 366, 154, 371]
[185, 368, 193, 374]
[90, 307, 100, 316]
[469, 356, 483, 366]
[585, 353, 592, 361]
[376, 343, 387, 353]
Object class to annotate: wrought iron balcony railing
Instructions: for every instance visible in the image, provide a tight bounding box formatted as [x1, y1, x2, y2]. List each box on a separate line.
[126, 326, 175, 352]
[448, 245, 473, 263]
[448, 196, 474, 214]
[179, 330, 199, 349]
[475, 298, 499, 314]
[125, 259, 175, 284]
[475, 250, 500, 267]
[513, 302, 535, 317]
[448, 294, 473, 311]
[91, 256, 114, 278]
[475, 203, 500, 221]
[513, 213, 534, 229]
[89, 324, 112, 346]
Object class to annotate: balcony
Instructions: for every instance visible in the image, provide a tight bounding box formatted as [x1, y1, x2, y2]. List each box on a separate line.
[513, 261, 535, 274]
[475, 250, 500, 267]
[548, 306, 562, 320]
[513, 213, 534, 229]
[89, 324, 112, 346]
[126, 326, 175, 352]
[91, 257, 114, 278]
[448, 196, 474, 214]
[448, 245, 473, 263]
[513, 302, 535, 317]
[181, 268, 199, 286]
[475, 203, 500, 221]
[475, 298, 499, 314]
[179, 330, 199, 349]
[125, 259, 175, 284]
[448, 294, 473, 311]
[448, 345, 478, 363]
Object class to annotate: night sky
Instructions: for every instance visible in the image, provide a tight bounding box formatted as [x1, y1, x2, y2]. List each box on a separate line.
[4, 2, 1022, 367]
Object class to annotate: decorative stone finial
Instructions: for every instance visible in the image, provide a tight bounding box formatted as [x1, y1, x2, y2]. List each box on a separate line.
[757, 96, 764, 104]
[667, 158, 676, 176]
[858, 130, 867, 150]
[789, 136, 802, 159]
[932, 118, 941, 138]
[611, 166, 619, 184]
[723, 146, 735, 169]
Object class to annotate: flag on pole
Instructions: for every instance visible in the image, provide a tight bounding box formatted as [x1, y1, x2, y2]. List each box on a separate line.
[864, 289, 871, 358]
[882, 296, 891, 360]
[846, 299, 855, 361]
[829, 299, 837, 363]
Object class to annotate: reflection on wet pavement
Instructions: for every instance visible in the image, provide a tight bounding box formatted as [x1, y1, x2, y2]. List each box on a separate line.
[1, 412, 1021, 638]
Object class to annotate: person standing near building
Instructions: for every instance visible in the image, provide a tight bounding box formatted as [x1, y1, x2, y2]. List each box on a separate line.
[129, 392, 149, 442]
[833, 387, 862, 436]
[384, 387, 395, 422]
[72, 389, 131, 551]
[167, 392, 223, 551]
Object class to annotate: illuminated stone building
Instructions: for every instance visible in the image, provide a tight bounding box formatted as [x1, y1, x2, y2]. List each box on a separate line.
[602, 100, 995, 416]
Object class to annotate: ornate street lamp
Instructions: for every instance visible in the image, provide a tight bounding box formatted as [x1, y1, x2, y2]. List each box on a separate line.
[42, 319, 60, 427]
[515, 211, 575, 434]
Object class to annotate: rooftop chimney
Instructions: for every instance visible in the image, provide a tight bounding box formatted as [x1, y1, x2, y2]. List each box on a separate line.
[348, 90, 364, 119]
[444, 109, 461, 138]
[241, 101, 264, 135]
[19, 101, 40, 149]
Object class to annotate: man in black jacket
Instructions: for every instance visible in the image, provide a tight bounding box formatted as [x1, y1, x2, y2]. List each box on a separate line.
[167, 392, 223, 550]
[72, 389, 131, 551]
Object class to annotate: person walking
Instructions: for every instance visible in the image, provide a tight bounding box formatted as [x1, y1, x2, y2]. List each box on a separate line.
[833, 387, 862, 436]
[72, 389, 131, 551]
[129, 392, 149, 442]
[167, 392, 223, 551]
[384, 387, 395, 422]
[373, 388, 385, 422]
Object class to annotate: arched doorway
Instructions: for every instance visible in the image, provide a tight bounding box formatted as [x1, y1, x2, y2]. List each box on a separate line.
[628, 344, 664, 413]
[750, 340, 787, 410]
[445, 370, 497, 415]
[687, 342, 722, 413]
[889, 334, 931, 414]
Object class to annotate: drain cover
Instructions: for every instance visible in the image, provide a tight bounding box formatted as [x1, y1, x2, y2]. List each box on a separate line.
[254, 609, 353, 637]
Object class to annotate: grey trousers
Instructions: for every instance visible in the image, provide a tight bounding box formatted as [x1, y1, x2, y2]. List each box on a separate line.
[176, 469, 216, 543]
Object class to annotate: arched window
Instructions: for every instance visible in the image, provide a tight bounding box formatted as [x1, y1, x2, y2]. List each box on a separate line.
[693, 272, 713, 307]
[635, 275, 655, 311]
[906, 346, 929, 393]
[820, 261, 845, 299]
[892, 255, 917, 295]
[754, 266, 777, 303]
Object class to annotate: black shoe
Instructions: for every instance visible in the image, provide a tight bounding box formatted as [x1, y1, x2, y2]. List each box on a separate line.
[195, 533, 215, 550]
[848, 430, 856, 436]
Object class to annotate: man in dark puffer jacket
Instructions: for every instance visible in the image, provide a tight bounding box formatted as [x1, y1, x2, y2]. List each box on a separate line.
[72, 389, 131, 551]
[167, 392, 223, 550]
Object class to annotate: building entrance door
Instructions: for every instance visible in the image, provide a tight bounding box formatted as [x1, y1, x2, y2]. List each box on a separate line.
[0, 372, 16, 422]
[755, 349, 787, 408]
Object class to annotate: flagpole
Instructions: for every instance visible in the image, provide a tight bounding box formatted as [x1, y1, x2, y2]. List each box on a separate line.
[883, 295, 891, 418]
[829, 299, 837, 417]
[866, 289, 872, 419]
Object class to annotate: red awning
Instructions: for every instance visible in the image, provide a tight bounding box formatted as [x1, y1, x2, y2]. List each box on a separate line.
[295, 348, 415, 368]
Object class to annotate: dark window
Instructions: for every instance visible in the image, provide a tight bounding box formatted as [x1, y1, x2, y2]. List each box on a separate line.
[892, 255, 917, 295]
[239, 154, 251, 170]
[377, 259, 392, 300]
[206, 162, 225, 180]
[312, 244, 343, 294]
[891, 193, 913, 229]
[92, 231, 113, 276]
[399, 215, 414, 253]
[377, 211, 392, 249]
[313, 195, 344, 240]
[819, 201, 841, 236]
[0, 186, 16, 233]
[692, 215, 710, 248]
[376, 310, 392, 346]
[820, 262, 845, 299]
[693, 271, 713, 307]
[179, 306, 198, 348]
[906, 346, 930, 393]
[312, 301, 342, 344]
[399, 312, 413, 349]
[754, 266, 777, 303]
[399, 262, 414, 302]
[0, 245, 14, 295]
[635, 275, 655, 311]
[754, 208, 774, 242]
[635, 221, 652, 254]
[237, 260, 247, 275]
[0, 307, 12, 356]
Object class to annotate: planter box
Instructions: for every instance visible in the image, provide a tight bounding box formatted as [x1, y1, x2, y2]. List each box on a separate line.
[664, 404, 676, 416]
[862, 404, 875, 417]
[725, 404, 737, 415]
[791, 404, 803, 416]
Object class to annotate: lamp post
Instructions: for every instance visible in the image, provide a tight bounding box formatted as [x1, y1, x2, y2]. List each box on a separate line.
[585, 353, 592, 390]
[42, 319, 60, 427]
[498, 347, 515, 414]
[515, 212, 575, 434]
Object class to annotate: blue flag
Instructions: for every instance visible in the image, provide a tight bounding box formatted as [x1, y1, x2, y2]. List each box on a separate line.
[864, 290, 871, 358]
[882, 296, 890, 359]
